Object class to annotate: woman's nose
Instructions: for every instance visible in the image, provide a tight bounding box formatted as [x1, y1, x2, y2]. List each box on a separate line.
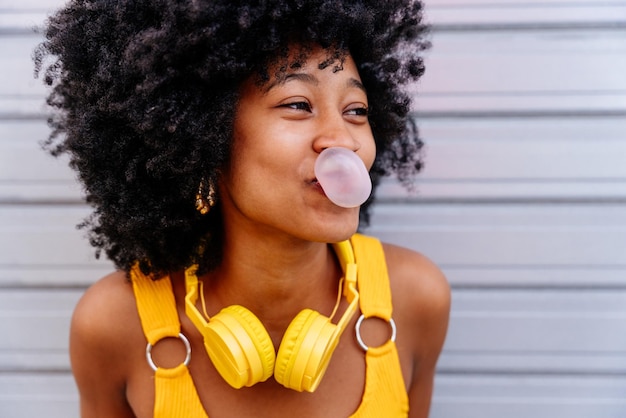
[312, 112, 361, 153]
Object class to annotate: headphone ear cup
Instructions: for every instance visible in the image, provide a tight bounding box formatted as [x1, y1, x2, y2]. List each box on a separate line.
[275, 309, 338, 392]
[202, 305, 276, 388]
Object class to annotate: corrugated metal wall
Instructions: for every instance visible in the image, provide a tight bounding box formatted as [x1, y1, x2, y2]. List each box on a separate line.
[1, 1, 626, 417]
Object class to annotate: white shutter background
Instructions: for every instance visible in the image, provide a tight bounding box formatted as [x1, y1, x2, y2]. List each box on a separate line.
[1, 1, 625, 417]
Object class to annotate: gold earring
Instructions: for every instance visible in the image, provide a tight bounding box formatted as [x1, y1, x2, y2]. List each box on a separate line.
[195, 179, 216, 215]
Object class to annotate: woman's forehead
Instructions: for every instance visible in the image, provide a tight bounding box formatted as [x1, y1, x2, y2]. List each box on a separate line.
[254, 44, 352, 87]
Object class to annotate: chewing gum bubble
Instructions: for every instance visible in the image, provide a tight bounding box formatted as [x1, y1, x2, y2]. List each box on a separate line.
[314, 147, 372, 208]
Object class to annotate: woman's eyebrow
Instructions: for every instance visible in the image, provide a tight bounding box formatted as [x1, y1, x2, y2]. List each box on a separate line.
[263, 74, 366, 94]
[348, 78, 367, 93]
[265, 73, 319, 92]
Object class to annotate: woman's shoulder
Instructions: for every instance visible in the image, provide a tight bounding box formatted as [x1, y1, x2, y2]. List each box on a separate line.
[381, 241, 451, 343]
[382, 242, 450, 302]
[70, 271, 143, 415]
[70, 270, 142, 377]
[72, 270, 138, 337]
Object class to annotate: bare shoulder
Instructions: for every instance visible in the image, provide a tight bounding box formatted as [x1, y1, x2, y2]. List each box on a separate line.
[71, 270, 143, 369]
[382, 242, 451, 353]
[382, 242, 450, 316]
[70, 270, 141, 416]
[71, 270, 139, 346]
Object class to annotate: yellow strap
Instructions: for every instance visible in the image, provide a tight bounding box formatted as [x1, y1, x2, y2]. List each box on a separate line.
[154, 365, 209, 418]
[350, 342, 409, 417]
[347, 234, 409, 418]
[350, 234, 392, 320]
[131, 266, 209, 418]
[130, 265, 180, 344]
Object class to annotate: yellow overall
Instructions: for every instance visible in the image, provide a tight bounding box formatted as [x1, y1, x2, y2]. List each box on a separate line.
[131, 234, 409, 417]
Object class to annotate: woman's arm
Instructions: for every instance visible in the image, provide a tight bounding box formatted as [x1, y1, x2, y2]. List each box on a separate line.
[407, 267, 450, 418]
[69, 273, 138, 418]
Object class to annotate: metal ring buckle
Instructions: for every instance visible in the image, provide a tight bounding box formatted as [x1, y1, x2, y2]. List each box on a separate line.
[355, 314, 397, 352]
[145, 332, 192, 372]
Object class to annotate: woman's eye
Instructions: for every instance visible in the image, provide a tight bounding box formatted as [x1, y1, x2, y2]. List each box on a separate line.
[345, 107, 369, 117]
[280, 101, 312, 112]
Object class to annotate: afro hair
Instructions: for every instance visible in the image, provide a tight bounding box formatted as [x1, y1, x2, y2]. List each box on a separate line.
[34, 0, 429, 277]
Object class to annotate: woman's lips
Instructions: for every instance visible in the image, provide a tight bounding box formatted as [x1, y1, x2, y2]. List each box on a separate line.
[311, 178, 326, 196]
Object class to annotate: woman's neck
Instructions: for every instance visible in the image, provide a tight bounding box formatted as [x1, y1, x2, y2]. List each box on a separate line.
[200, 234, 343, 330]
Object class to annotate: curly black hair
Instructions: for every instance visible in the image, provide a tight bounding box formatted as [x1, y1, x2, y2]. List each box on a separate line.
[34, 0, 429, 277]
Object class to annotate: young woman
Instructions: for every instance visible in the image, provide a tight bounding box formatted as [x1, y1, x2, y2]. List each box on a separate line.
[36, 1, 450, 417]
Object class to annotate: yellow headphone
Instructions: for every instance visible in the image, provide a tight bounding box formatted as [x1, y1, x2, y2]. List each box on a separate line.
[184, 240, 359, 393]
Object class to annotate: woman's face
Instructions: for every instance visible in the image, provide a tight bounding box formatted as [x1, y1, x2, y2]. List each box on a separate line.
[220, 47, 376, 243]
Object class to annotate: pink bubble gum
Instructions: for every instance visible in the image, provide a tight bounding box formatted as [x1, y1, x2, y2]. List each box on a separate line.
[314, 147, 372, 208]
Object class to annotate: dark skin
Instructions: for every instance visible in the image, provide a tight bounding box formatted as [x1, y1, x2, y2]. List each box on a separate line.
[69, 48, 450, 418]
